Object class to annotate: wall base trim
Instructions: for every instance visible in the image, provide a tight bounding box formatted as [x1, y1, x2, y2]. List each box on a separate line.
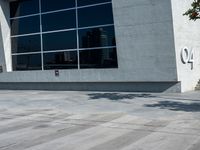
[0, 82, 181, 93]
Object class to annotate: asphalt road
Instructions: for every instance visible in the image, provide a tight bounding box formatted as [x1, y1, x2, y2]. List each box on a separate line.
[0, 90, 200, 150]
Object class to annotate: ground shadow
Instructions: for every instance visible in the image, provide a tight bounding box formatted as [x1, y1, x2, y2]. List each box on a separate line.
[145, 101, 200, 112]
[88, 93, 156, 101]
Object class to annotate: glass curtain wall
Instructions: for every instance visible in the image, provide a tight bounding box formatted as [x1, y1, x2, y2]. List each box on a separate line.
[10, 0, 118, 71]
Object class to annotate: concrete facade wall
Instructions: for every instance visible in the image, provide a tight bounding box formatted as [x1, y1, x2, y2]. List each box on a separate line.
[113, 0, 177, 82]
[0, 0, 182, 92]
[171, 0, 200, 92]
[0, 0, 11, 72]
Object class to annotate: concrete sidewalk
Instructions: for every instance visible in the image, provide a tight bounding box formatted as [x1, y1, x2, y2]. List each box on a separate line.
[0, 90, 200, 150]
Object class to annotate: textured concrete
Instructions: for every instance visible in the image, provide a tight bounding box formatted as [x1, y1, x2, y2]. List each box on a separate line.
[0, 0, 179, 90]
[0, 90, 200, 150]
[0, 0, 200, 92]
[0, 82, 181, 93]
[171, 0, 200, 92]
[0, 0, 11, 72]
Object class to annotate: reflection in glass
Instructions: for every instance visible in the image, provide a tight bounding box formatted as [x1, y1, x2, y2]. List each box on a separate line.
[79, 26, 115, 48]
[10, 0, 39, 18]
[43, 51, 78, 69]
[11, 34, 41, 54]
[43, 31, 77, 51]
[12, 54, 42, 71]
[10, 0, 118, 71]
[42, 10, 76, 32]
[41, 0, 75, 12]
[77, 0, 111, 6]
[80, 48, 118, 69]
[78, 4, 114, 27]
[11, 15, 40, 35]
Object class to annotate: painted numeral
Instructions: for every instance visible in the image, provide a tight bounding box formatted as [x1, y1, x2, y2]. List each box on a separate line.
[181, 47, 194, 64]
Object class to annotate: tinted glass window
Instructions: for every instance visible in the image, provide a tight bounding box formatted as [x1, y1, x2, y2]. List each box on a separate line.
[43, 51, 78, 70]
[42, 10, 76, 32]
[77, 0, 111, 6]
[11, 34, 41, 54]
[12, 54, 42, 71]
[78, 4, 114, 27]
[43, 31, 77, 51]
[10, 0, 117, 71]
[41, 0, 75, 12]
[10, 0, 39, 18]
[80, 48, 118, 68]
[11, 16, 40, 35]
[79, 26, 115, 48]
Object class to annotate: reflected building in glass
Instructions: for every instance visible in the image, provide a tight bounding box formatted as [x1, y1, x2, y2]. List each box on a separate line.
[8, 0, 117, 71]
[81, 28, 109, 48]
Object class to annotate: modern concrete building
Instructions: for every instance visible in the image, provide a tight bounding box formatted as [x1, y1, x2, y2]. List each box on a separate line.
[0, 0, 199, 92]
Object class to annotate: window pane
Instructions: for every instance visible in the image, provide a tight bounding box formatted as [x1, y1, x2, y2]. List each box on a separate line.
[79, 26, 116, 48]
[78, 4, 114, 27]
[42, 10, 76, 32]
[43, 51, 78, 70]
[80, 48, 118, 69]
[11, 16, 40, 35]
[43, 31, 77, 51]
[11, 34, 41, 54]
[41, 0, 75, 12]
[12, 54, 42, 71]
[78, 0, 111, 6]
[10, 0, 39, 18]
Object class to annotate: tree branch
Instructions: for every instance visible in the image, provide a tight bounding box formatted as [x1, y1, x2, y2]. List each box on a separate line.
[184, 0, 200, 20]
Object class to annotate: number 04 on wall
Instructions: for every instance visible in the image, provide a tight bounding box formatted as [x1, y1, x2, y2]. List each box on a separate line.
[181, 47, 194, 64]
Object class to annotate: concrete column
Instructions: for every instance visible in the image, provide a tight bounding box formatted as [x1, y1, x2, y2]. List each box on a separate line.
[0, 0, 12, 72]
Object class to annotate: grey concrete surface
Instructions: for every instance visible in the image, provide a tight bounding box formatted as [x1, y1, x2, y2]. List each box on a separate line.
[171, 0, 200, 92]
[1, 0, 200, 92]
[0, 90, 200, 150]
[0, 0, 200, 93]
[0, 82, 181, 93]
[0, 0, 178, 86]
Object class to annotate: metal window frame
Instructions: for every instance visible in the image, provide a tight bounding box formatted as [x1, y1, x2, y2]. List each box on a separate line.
[9, 1, 117, 71]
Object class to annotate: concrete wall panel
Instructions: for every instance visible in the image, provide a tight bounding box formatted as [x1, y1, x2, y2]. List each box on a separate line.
[171, 0, 200, 92]
[0, 0, 11, 72]
[0, 0, 180, 92]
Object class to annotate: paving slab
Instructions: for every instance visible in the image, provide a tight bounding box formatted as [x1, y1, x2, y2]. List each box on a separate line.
[0, 90, 199, 150]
